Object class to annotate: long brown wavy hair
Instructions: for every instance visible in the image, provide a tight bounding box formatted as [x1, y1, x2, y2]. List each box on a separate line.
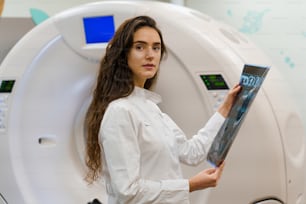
[85, 15, 167, 183]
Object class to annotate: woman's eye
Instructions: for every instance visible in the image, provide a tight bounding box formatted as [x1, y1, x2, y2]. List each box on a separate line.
[153, 46, 161, 51]
[135, 44, 144, 50]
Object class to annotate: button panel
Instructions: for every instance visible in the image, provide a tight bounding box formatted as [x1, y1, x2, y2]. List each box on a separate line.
[210, 90, 228, 111]
[0, 94, 9, 132]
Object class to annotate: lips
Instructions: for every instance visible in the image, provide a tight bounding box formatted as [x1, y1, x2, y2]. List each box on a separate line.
[143, 64, 155, 69]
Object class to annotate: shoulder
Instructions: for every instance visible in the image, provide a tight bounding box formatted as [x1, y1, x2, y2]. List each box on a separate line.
[103, 96, 139, 122]
[107, 96, 133, 111]
[100, 97, 139, 133]
[105, 97, 131, 116]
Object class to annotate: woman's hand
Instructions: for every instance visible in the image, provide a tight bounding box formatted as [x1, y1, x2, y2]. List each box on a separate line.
[218, 84, 241, 118]
[189, 162, 225, 192]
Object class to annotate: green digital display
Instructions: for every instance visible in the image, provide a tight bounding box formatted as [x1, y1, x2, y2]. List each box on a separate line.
[0, 80, 15, 93]
[200, 74, 229, 90]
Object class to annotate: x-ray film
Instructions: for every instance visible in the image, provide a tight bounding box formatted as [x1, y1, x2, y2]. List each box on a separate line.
[207, 64, 270, 167]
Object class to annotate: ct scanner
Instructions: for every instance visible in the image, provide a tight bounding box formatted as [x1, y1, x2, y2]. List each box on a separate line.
[0, 1, 305, 204]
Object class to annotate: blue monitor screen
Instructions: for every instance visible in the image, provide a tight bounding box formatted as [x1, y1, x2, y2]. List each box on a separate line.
[83, 15, 115, 44]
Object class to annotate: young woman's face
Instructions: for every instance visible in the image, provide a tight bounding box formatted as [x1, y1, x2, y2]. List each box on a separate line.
[127, 26, 162, 87]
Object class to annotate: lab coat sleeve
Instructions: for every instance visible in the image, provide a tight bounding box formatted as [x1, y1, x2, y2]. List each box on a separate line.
[168, 112, 225, 165]
[100, 104, 190, 204]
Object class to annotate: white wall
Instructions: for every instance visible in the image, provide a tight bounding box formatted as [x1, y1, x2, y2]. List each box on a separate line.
[2, 0, 96, 17]
[2, 0, 169, 17]
[186, 0, 306, 127]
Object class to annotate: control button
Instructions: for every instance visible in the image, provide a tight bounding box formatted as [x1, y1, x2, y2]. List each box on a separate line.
[0, 95, 9, 107]
[212, 92, 218, 98]
[217, 97, 223, 102]
[0, 122, 5, 130]
[0, 108, 6, 117]
[214, 101, 222, 110]
[0, 107, 7, 132]
[0, 116, 4, 123]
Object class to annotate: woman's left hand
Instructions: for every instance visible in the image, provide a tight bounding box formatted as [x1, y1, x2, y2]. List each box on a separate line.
[218, 84, 241, 117]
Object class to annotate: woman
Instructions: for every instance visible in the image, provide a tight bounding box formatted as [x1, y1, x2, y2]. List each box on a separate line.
[85, 15, 241, 203]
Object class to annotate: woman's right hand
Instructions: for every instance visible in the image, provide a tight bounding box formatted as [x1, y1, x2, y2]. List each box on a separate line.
[188, 162, 225, 192]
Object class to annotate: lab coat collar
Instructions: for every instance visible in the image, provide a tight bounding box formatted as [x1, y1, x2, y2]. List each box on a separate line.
[133, 86, 162, 104]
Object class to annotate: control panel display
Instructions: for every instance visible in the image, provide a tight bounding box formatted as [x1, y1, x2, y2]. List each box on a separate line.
[83, 15, 115, 44]
[200, 74, 229, 90]
[0, 80, 15, 93]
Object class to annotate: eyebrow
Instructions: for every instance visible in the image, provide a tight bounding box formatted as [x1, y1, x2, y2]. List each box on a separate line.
[133, 40, 161, 45]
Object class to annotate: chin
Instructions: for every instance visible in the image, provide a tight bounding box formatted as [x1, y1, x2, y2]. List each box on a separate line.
[143, 72, 157, 79]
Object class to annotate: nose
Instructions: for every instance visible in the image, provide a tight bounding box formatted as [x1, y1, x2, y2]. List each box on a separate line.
[145, 47, 155, 59]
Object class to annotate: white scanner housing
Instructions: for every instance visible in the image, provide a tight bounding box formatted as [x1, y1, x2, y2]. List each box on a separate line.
[0, 1, 305, 204]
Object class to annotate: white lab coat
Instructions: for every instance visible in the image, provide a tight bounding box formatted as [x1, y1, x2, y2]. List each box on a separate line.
[100, 87, 225, 204]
